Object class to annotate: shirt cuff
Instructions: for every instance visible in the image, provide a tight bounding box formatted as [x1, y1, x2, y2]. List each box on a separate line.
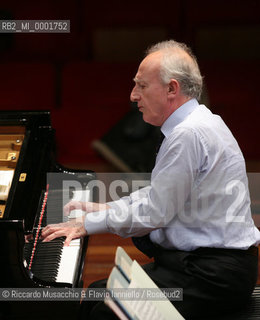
[84, 210, 109, 234]
[107, 198, 130, 211]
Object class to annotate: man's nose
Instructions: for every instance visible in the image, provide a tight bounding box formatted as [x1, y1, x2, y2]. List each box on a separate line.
[130, 86, 140, 102]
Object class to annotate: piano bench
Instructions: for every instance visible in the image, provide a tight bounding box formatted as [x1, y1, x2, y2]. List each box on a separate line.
[210, 285, 260, 320]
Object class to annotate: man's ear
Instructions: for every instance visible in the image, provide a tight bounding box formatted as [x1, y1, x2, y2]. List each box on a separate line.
[168, 79, 179, 97]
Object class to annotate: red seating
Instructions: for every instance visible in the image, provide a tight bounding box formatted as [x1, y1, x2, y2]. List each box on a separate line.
[0, 62, 56, 110]
[52, 61, 138, 164]
[200, 60, 260, 159]
[0, 0, 258, 166]
[0, 0, 86, 61]
[84, 0, 181, 28]
[185, 0, 260, 25]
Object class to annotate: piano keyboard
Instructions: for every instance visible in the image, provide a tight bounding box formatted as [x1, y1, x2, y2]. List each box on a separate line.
[24, 237, 81, 286]
[23, 188, 90, 286]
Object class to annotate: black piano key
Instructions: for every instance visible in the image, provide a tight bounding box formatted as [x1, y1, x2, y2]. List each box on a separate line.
[23, 188, 73, 283]
[24, 237, 65, 282]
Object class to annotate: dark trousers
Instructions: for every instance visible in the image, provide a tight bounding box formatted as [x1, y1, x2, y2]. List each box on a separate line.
[79, 247, 258, 319]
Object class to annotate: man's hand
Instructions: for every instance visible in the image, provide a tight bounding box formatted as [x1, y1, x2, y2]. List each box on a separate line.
[63, 201, 109, 216]
[41, 219, 87, 246]
[41, 201, 110, 246]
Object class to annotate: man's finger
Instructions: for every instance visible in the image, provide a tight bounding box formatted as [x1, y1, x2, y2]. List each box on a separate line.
[42, 228, 66, 242]
[64, 235, 73, 247]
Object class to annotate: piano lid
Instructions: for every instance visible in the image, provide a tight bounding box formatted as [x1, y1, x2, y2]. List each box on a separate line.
[0, 110, 52, 128]
[0, 111, 56, 231]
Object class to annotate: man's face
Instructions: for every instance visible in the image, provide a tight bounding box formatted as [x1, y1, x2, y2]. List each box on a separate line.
[130, 52, 170, 126]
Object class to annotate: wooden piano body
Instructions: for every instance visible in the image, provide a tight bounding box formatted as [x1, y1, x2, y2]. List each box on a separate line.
[0, 111, 95, 319]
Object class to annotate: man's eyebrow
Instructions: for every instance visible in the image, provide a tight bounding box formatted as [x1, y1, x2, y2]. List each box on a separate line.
[133, 77, 146, 84]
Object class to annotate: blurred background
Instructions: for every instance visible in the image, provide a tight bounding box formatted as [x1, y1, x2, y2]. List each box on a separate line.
[0, 0, 259, 173]
[1, 0, 260, 288]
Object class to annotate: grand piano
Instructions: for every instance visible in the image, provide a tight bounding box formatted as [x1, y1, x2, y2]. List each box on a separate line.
[0, 111, 95, 319]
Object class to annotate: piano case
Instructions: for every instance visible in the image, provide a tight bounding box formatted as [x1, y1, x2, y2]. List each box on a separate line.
[0, 111, 95, 319]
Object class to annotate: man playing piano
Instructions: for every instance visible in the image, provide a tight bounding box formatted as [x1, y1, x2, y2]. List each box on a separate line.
[41, 40, 260, 319]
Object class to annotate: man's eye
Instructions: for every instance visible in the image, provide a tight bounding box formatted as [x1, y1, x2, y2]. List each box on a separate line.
[139, 84, 146, 89]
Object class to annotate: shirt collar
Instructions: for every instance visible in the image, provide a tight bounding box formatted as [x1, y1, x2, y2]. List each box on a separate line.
[161, 98, 199, 138]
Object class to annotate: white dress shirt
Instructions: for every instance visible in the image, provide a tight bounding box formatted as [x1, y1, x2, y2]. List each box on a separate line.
[85, 99, 260, 251]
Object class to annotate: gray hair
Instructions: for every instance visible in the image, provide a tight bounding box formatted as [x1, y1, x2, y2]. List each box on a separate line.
[146, 40, 203, 100]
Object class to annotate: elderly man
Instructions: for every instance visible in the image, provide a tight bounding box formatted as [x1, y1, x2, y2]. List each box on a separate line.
[42, 40, 260, 319]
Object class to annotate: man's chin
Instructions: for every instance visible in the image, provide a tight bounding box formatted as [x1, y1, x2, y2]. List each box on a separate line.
[142, 114, 152, 125]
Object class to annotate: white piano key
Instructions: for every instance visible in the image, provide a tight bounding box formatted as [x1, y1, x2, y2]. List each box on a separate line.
[56, 188, 90, 284]
[56, 238, 80, 284]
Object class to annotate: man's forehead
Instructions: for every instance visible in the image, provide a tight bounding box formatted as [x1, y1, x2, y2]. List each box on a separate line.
[135, 52, 161, 80]
[140, 52, 161, 70]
